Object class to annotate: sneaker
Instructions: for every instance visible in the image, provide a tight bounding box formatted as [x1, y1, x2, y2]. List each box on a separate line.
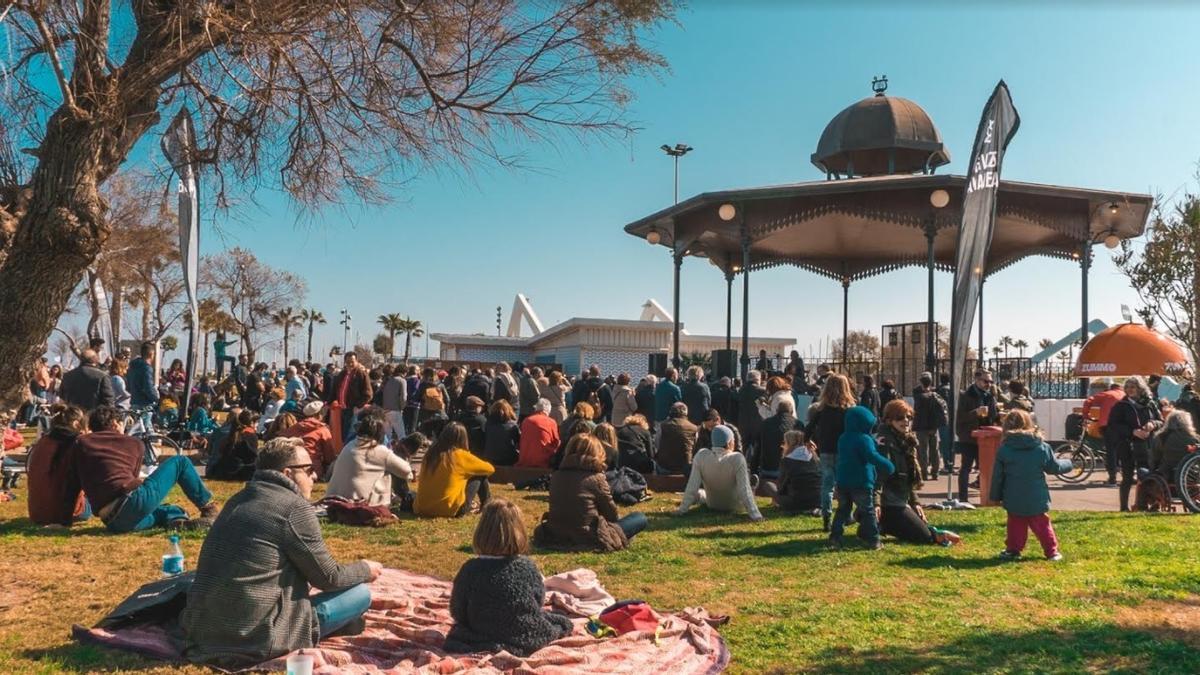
[869, 541, 883, 551]
[1046, 552, 1064, 562]
[822, 513, 831, 533]
[826, 535, 843, 550]
[195, 501, 221, 528]
[749, 474, 761, 491]
[998, 550, 1021, 560]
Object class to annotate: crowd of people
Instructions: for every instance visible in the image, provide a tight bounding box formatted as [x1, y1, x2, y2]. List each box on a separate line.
[10, 341, 1199, 668]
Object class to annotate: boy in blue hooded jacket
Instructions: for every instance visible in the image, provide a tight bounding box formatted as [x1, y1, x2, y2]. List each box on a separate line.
[829, 406, 895, 549]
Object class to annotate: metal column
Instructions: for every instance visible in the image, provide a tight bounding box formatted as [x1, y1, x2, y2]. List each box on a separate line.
[925, 222, 937, 372]
[740, 236, 751, 379]
[1080, 241, 1091, 397]
[725, 270, 734, 351]
[841, 277, 850, 368]
[977, 280, 985, 368]
[672, 252, 682, 368]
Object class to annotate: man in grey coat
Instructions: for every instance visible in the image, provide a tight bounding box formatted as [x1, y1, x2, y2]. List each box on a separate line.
[182, 437, 383, 668]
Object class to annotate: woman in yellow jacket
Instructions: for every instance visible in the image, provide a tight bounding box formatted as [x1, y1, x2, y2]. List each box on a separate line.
[414, 422, 495, 517]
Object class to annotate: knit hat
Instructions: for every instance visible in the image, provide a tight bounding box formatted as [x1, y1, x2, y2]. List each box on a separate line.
[711, 425, 734, 449]
[302, 400, 324, 417]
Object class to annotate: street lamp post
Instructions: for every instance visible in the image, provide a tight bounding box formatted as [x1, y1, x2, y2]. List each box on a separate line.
[339, 309, 351, 355]
[660, 143, 693, 205]
[661, 143, 692, 367]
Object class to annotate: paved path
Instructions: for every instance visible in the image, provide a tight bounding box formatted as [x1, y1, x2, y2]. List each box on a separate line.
[917, 475, 1120, 512]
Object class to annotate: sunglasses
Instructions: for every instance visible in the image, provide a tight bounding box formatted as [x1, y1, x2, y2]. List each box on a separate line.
[285, 463, 317, 477]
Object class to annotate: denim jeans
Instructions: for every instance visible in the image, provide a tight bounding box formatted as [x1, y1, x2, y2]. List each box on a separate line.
[106, 456, 213, 533]
[938, 425, 954, 470]
[819, 458, 837, 517]
[830, 486, 878, 545]
[312, 583, 372, 638]
[617, 512, 648, 540]
[456, 476, 490, 516]
[956, 442, 978, 503]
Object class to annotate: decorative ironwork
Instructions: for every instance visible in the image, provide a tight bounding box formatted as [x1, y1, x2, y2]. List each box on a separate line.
[872, 75, 888, 96]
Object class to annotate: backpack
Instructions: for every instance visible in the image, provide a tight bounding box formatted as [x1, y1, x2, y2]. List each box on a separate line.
[421, 385, 444, 411]
[605, 466, 648, 505]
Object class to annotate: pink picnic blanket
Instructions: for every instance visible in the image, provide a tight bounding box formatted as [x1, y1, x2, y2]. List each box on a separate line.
[73, 567, 730, 674]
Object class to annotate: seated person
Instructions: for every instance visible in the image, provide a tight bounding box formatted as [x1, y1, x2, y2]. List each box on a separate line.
[656, 402, 698, 476]
[279, 387, 304, 416]
[68, 405, 218, 532]
[455, 396, 488, 456]
[27, 404, 91, 526]
[413, 422, 495, 517]
[696, 409, 743, 456]
[257, 388, 286, 435]
[675, 425, 763, 521]
[207, 409, 259, 481]
[277, 400, 339, 478]
[185, 394, 218, 451]
[482, 400, 521, 466]
[759, 398, 799, 481]
[1150, 410, 1199, 480]
[327, 409, 413, 507]
[445, 499, 573, 656]
[533, 436, 646, 552]
[615, 413, 655, 473]
[263, 412, 298, 441]
[516, 399, 560, 469]
[874, 401, 961, 546]
[591, 423, 619, 470]
[774, 430, 822, 515]
[181, 437, 383, 669]
[158, 394, 180, 428]
[557, 402, 596, 449]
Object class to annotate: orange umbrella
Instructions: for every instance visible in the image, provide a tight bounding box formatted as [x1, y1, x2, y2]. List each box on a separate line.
[1074, 323, 1190, 377]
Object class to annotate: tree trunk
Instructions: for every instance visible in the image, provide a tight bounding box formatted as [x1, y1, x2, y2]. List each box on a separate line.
[306, 320, 314, 362]
[140, 278, 152, 340]
[85, 269, 103, 338]
[283, 326, 290, 364]
[203, 330, 211, 375]
[404, 332, 413, 362]
[389, 329, 396, 360]
[110, 284, 124, 344]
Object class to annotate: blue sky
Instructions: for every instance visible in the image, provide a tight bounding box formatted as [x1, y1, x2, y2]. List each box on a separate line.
[141, 4, 1200, 360]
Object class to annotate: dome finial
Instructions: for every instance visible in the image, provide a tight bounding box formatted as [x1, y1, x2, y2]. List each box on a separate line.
[871, 75, 888, 97]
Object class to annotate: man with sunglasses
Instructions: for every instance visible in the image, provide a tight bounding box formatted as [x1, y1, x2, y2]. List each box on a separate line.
[182, 437, 383, 669]
[954, 368, 1001, 504]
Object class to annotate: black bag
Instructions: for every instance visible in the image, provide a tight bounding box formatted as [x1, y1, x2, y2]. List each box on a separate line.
[606, 467, 648, 506]
[97, 572, 195, 629]
[1064, 413, 1084, 442]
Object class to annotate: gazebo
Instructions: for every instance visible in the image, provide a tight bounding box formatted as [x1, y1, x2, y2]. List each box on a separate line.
[623, 79, 1154, 383]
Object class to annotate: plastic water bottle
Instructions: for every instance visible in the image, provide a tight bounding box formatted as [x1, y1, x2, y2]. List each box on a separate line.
[162, 534, 185, 577]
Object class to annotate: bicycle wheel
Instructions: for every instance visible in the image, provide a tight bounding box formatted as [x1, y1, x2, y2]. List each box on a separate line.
[141, 433, 183, 465]
[1053, 441, 1092, 483]
[1177, 453, 1200, 513]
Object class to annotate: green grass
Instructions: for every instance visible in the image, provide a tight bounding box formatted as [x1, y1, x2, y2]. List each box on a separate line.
[2, 481, 1200, 673]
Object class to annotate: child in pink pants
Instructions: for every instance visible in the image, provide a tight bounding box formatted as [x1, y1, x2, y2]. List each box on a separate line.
[988, 410, 1074, 561]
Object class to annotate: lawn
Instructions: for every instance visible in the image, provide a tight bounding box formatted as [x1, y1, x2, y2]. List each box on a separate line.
[1, 481, 1199, 674]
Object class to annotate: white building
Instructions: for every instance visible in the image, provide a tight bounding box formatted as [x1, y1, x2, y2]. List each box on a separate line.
[432, 295, 795, 376]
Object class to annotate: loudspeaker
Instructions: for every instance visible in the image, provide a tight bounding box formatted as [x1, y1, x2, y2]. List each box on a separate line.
[712, 349, 738, 379]
[648, 353, 668, 378]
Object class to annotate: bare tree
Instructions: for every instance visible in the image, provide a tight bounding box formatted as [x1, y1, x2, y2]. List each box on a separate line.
[0, 0, 674, 406]
[201, 248, 305, 360]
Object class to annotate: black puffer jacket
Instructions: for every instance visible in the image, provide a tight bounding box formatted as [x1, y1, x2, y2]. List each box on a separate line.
[805, 404, 848, 459]
[615, 423, 654, 473]
[444, 556, 573, 657]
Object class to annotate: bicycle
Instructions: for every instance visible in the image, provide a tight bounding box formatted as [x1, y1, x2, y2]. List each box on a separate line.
[122, 405, 183, 468]
[1051, 436, 1105, 484]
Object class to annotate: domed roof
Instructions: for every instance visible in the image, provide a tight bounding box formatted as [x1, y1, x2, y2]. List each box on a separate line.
[1074, 323, 1190, 378]
[811, 79, 950, 177]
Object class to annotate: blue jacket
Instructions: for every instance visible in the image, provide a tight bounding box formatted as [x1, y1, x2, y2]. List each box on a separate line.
[834, 406, 894, 490]
[988, 432, 1072, 516]
[654, 379, 683, 422]
[127, 357, 158, 407]
[681, 379, 712, 424]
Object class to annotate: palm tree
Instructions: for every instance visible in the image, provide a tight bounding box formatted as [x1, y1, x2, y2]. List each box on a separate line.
[299, 308, 326, 362]
[991, 346, 1003, 359]
[270, 307, 304, 364]
[398, 317, 424, 363]
[377, 313, 405, 361]
[1013, 339, 1028, 358]
[999, 335, 1013, 359]
[1038, 338, 1054, 353]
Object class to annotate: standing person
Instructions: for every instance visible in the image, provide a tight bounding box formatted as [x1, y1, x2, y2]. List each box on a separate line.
[68, 406, 219, 533]
[1091, 381, 1127, 484]
[164, 359, 188, 395]
[516, 400, 561, 469]
[571, 365, 605, 419]
[492, 362, 520, 410]
[380, 365, 408, 444]
[109, 358, 132, 411]
[444, 499, 573, 656]
[955, 368, 1001, 504]
[213, 332, 237, 382]
[634, 375, 658, 429]
[1106, 376, 1163, 511]
[936, 373, 955, 474]
[534, 435, 647, 551]
[1004, 380, 1034, 413]
[755, 350, 771, 373]
[991, 410, 1073, 561]
[460, 368, 492, 408]
[609, 373, 638, 427]
[483, 400, 521, 466]
[812, 364, 832, 395]
[784, 352, 808, 392]
[858, 375, 881, 418]
[284, 365, 308, 403]
[681, 366, 712, 425]
[736, 371, 767, 466]
[654, 367, 683, 422]
[233, 354, 251, 398]
[59, 349, 116, 411]
[878, 379, 899, 409]
[242, 363, 266, 413]
[710, 376, 737, 424]
[127, 341, 159, 412]
[326, 410, 413, 507]
[181, 437, 382, 669]
[517, 363, 542, 422]
[539, 370, 571, 423]
[655, 402, 698, 476]
[828, 406, 894, 550]
[912, 372, 947, 481]
[402, 365, 422, 433]
[806, 374, 856, 532]
[875, 400, 962, 546]
[413, 423, 495, 518]
[327, 353, 373, 444]
[675, 425, 763, 521]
